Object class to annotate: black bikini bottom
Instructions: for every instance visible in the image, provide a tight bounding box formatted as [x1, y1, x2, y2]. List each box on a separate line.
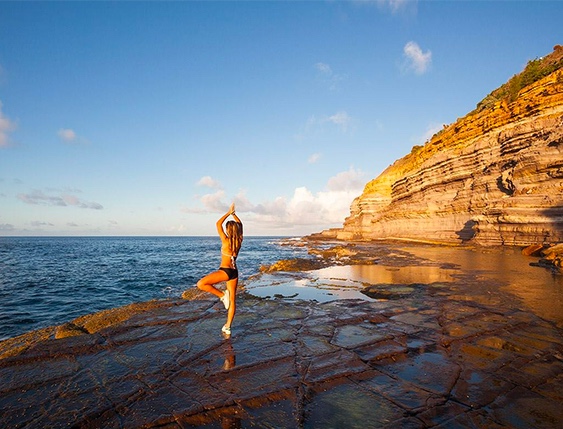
[219, 267, 238, 280]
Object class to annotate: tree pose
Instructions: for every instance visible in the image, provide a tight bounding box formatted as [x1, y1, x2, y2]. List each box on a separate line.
[191, 203, 243, 336]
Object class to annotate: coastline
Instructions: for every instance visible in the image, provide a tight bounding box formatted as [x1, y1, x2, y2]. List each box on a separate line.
[1, 239, 562, 427]
[2, 238, 561, 355]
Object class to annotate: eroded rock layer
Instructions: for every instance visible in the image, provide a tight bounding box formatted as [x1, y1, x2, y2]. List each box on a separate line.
[330, 50, 563, 246]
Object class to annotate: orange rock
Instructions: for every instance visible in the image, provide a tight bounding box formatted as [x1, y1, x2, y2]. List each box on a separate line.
[522, 244, 545, 256]
[327, 47, 563, 247]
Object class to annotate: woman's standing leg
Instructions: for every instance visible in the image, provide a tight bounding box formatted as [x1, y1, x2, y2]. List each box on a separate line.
[224, 278, 237, 329]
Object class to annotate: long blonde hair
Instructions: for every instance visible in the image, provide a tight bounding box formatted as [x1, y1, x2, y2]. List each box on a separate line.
[226, 220, 243, 256]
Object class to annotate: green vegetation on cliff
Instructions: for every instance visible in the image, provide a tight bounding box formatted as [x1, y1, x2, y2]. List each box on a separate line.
[475, 44, 563, 113]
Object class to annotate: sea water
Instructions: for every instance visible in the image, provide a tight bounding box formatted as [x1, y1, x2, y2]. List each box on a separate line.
[0, 236, 304, 341]
[3, 237, 562, 342]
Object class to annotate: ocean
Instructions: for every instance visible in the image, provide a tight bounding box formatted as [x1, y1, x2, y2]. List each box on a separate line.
[0, 236, 305, 341]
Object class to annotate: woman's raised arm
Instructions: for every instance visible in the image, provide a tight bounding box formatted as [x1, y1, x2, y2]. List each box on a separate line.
[216, 203, 236, 237]
[230, 204, 241, 224]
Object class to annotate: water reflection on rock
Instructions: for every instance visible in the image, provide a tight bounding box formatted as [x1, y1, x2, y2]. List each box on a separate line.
[249, 242, 563, 327]
[402, 244, 563, 326]
[320, 264, 457, 285]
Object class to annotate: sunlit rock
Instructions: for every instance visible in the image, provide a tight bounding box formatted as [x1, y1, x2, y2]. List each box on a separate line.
[322, 47, 563, 247]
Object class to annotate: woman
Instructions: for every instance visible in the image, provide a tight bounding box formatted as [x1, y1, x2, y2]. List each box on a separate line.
[196, 203, 242, 336]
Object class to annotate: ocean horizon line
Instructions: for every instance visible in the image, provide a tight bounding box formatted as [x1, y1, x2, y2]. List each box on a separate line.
[0, 234, 296, 239]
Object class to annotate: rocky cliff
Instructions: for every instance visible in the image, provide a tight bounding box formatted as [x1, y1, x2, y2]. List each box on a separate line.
[326, 46, 563, 246]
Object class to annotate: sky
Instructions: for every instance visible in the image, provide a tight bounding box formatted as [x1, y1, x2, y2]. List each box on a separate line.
[0, 1, 562, 237]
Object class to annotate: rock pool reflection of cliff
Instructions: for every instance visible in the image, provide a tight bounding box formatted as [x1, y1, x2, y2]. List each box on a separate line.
[246, 244, 563, 327]
[404, 245, 563, 327]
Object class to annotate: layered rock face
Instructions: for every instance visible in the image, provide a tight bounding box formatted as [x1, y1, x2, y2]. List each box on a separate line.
[331, 50, 563, 246]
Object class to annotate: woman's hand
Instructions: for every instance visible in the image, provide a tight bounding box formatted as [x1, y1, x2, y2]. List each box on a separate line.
[229, 202, 236, 215]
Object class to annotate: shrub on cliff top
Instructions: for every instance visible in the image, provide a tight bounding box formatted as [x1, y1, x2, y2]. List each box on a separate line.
[475, 45, 563, 113]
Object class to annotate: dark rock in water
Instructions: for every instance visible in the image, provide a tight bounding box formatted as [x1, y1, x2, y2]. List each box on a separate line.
[521, 243, 546, 257]
[361, 283, 420, 300]
[260, 257, 328, 273]
[55, 322, 89, 339]
[539, 243, 563, 270]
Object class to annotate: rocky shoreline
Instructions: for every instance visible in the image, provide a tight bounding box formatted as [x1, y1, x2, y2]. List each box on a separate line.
[1, 240, 562, 428]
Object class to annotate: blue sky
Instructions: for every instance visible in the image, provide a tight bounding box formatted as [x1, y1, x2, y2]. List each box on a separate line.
[1, 1, 561, 236]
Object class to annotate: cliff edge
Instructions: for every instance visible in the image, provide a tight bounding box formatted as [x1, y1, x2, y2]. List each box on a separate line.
[322, 46, 563, 246]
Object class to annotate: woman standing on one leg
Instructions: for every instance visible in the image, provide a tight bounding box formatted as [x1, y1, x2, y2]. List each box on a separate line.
[195, 203, 243, 336]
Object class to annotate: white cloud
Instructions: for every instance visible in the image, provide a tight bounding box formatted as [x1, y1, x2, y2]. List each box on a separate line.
[189, 188, 253, 215]
[200, 190, 228, 212]
[297, 115, 320, 138]
[30, 221, 55, 227]
[315, 62, 332, 74]
[315, 62, 346, 90]
[375, 0, 417, 14]
[0, 101, 16, 148]
[354, 0, 417, 15]
[231, 190, 255, 213]
[57, 128, 89, 145]
[165, 223, 187, 234]
[189, 178, 228, 213]
[58, 128, 77, 142]
[327, 111, 353, 132]
[403, 41, 432, 75]
[298, 111, 354, 138]
[189, 167, 366, 232]
[269, 167, 366, 226]
[17, 189, 103, 210]
[327, 168, 366, 192]
[197, 175, 222, 189]
[308, 153, 322, 164]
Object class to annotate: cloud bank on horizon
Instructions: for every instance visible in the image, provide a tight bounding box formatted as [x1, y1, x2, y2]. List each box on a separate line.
[190, 166, 366, 232]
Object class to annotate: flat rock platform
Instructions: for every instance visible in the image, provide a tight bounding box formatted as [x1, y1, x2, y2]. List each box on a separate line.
[1, 277, 562, 428]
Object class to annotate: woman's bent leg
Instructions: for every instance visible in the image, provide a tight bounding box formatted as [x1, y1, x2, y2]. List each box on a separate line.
[197, 270, 229, 298]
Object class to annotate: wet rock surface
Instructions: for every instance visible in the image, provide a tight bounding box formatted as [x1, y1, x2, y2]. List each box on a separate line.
[1, 286, 562, 427]
[1, 241, 562, 428]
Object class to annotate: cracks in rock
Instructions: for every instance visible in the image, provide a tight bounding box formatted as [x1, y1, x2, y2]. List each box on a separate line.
[3, 286, 562, 428]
